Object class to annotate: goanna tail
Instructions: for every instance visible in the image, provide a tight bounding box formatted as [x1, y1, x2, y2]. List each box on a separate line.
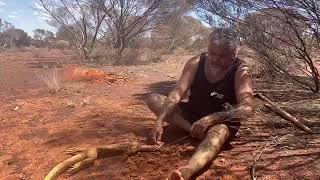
[44, 153, 87, 180]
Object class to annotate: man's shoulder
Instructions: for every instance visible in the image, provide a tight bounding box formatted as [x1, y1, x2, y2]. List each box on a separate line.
[185, 54, 202, 70]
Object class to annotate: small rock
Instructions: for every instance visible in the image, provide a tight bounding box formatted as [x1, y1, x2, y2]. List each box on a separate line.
[13, 106, 19, 111]
[147, 158, 154, 163]
[92, 113, 101, 118]
[67, 101, 76, 108]
[130, 173, 138, 177]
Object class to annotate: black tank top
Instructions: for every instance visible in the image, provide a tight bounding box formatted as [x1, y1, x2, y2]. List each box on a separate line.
[187, 53, 242, 120]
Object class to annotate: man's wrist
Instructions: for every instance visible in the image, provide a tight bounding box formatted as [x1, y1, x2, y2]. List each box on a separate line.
[156, 116, 164, 125]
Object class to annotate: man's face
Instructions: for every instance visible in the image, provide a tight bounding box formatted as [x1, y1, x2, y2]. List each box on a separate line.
[207, 41, 235, 68]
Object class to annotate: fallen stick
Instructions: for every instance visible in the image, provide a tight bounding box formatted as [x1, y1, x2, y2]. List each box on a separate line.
[254, 93, 314, 134]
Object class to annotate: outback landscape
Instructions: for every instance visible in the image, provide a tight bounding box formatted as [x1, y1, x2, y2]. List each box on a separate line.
[1, 0, 320, 179]
[0, 48, 319, 180]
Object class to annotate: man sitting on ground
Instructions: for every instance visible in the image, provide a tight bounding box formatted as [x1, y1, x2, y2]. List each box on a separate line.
[145, 28, 254, 180]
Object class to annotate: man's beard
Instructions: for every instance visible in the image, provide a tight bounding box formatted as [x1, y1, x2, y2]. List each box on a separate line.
[210, 58, 234, 69]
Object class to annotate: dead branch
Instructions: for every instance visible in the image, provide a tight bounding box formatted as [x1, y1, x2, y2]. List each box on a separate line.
[254, 93, 314, 133]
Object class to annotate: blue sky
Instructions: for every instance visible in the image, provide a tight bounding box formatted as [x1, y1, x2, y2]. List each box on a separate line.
[0, 0, 56, 36]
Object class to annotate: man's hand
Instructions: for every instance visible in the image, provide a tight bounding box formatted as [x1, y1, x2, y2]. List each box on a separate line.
[191, 113, 227, 139]
[151, 120, 163, 144]
[191, 117, 214, 139]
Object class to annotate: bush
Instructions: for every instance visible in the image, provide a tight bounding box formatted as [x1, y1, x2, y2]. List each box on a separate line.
[52, 40, 70, 50]
[120, 48, 140, 65]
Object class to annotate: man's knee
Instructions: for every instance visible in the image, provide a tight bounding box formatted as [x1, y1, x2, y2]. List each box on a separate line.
[145, 93, 161, 101]
[144, 93, 166, 115]
[144, 93, 165, 105]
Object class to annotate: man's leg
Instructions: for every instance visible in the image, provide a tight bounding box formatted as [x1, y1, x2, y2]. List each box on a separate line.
[168, 124, 230, 180]
[144, 93, 192, 133]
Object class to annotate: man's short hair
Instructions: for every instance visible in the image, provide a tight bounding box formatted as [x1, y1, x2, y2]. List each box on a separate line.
[209, 28, 237, 52]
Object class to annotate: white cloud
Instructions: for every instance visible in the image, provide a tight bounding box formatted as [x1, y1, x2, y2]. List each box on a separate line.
[7, 11, 21, 19]
[0, 1, 6, 6]
[8, 15, 16, 19]
[38, 16, 49, 20]
[33, 12, 39, 15]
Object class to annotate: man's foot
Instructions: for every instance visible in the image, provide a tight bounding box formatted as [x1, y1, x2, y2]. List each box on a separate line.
[167, 166, 193, 180]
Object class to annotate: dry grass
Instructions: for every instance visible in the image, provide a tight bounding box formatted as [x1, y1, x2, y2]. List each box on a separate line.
[35, 67, 61, 93]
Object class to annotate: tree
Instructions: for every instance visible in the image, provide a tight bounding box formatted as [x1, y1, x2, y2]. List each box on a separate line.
[0, 18, 15, 49]
[36, 0, 107, 59]
[2, 28, 31, 48]
[33, 29, 46, 41]
[33, 29, 54, 41]
[96, 0, 187, 57]
[37, 0, 191, 61]
[196, 0, 320, 93]
[152, 15, 210, 53]
[33, 29, 55, 47]
[0, 18, 15, 32]
[55, 25, 76, 47]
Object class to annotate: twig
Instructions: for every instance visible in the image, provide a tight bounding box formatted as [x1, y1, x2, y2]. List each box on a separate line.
[250, 140, 271, 180]
[254, 93, 314, 133]
[153, 135, 190, 151]
[250, 136, 280, 180]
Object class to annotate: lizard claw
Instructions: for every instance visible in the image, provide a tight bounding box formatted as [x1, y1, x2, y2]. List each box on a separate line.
[67, 158, 95, 175]
[67, 162, 82, 175]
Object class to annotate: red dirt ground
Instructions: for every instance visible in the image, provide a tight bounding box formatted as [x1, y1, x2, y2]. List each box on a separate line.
[0, 49, 319, 180]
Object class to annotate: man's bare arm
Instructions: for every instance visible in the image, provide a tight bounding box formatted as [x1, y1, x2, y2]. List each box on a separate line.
[210, 65, 254, 120]
[191, 64, 254, 138]
[157, 56, 199, 124]
[227, 64, 254, 119]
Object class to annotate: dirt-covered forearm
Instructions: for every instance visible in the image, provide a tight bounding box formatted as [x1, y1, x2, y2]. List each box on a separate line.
[197, 103, 253, 127]
[224, 104, 253, 120]
[157, 90, 181, 124]
[221, 92, 254, 121]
